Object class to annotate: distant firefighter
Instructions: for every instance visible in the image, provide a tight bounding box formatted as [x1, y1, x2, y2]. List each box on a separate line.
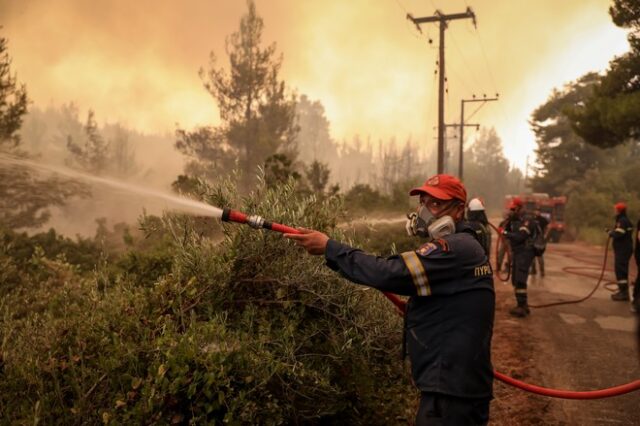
[502, 197, 539, 317]
[466, 197, 491, 256]
[530, 209, 549, 277]
[608, 202, 633, 302]
[632, 216, 639, 359]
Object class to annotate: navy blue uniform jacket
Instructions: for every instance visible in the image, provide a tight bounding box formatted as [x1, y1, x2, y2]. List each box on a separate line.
[324, 225, 495, 398]
[610, 213, 633, 255]
[503, 213, 537, 254]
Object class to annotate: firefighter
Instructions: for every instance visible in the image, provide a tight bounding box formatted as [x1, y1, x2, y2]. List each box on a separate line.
[634, 219, 640, 355]
[609, 202, 633, 301]
[466, 197, 491, 256]
[502, 197, 537, 317]
[285, 174, 495, 426]
[530, 209, 549, 277]
[634, 217, 640, 312]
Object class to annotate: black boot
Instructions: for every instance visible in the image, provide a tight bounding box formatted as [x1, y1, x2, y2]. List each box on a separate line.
[509, 305, 529, 317]
[611, 284, 630, 301]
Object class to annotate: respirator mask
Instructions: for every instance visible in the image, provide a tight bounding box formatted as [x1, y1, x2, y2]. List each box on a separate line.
[405, 204, 456, 240]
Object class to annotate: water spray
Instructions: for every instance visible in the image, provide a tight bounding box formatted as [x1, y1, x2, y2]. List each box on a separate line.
[0, 153, 224, 218]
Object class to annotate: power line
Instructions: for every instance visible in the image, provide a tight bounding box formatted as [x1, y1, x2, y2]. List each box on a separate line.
[392, 0, 409, 13]
[390, 0, 430, 41]
[459, 96, 499, 178]
[407, 8, 476, 174]
[466, 100, 488, 121]
[447, 29, 484, 89]
[469, 21, 498, 94]
[442, 53, 475, 95]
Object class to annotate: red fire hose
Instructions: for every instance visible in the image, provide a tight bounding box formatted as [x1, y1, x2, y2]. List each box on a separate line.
[222, 208, 640, 399]
[488, 220, 617, 309]
[493, 372, 640, 399]
[488, 222, 511, 282]
[528, 237, 613, 309]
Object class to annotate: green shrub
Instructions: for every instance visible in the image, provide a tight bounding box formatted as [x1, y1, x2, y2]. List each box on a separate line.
[0, 176, 413, 425]
[1, 227, 102, 274]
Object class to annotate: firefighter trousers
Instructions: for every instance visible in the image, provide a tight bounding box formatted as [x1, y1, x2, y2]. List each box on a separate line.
[614, 249, 632, 287]
[416, 392, 490, 426]
[511, 249, 535, 306]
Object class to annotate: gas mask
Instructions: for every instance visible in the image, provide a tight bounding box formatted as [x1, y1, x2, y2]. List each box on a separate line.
[405, 205, 456, 240]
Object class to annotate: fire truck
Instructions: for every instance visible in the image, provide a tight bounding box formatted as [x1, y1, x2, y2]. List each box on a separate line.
[504, 193, 567, 243]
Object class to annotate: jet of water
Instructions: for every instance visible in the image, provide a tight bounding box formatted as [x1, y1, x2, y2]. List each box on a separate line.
[0, 153, 223, 218]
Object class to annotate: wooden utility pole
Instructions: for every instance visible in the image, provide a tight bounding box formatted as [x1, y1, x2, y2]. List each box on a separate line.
[459, 95, 499, 179]
[443, 123, 479, 174]
[524, 154, 530, 192]
[408, 8, 476, 174]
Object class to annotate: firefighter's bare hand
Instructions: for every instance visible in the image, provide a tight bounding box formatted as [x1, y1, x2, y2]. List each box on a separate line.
[284, 228, 329, 255]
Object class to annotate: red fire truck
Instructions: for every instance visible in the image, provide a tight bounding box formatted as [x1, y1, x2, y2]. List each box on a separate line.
[504, 193, 567, 243]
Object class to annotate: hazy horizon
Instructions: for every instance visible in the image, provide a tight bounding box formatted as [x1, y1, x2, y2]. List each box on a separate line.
[0, 0, 630, 173]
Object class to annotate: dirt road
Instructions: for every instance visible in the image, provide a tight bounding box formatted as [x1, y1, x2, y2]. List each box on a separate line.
[492, 241, 639, 425]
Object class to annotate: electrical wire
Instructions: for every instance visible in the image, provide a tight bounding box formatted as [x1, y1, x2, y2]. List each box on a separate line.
[448, 29, 485, 90]
[465, 101, 488, 122]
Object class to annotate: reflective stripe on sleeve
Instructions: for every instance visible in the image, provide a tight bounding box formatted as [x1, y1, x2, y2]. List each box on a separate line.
[515, 289, 528, 294]
[519, 226, 531, 234]
[618, 280, 628, 284]
[401, 251, 431, 296]
[614, 228, 626, 234]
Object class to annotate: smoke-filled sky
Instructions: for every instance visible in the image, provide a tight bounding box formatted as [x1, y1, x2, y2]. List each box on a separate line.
[0, 0, 630, 171]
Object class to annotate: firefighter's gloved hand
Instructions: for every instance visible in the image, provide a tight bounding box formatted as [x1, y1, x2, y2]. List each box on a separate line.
[406, 212, 418, 237]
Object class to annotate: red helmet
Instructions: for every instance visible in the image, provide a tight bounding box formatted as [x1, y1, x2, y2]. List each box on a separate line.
[508, 197, 523, 210]
[614, 202, 627, 213]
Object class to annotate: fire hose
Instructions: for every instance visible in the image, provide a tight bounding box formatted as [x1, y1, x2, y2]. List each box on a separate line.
[488, 222, 511, 282]
[528, 237, 614, 309]
[488, 222, 618, 309]
[221, 208, 640, 399]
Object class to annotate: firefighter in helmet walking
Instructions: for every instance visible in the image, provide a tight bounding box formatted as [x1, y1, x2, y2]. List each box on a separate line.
[609, 202, 633, 302]
[502, 197, 537, 317]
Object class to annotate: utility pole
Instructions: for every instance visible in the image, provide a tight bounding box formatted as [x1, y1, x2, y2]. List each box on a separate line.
[408, 8, 476, 174]
[434, 123, 480, 173]
[524, 154, 530, 193]
[443, 123, 479, 174]
[459, 95, 499, 179]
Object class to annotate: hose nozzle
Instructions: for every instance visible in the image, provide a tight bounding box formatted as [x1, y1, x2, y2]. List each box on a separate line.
[221, 207, 299, 234]
[247, 215, 265, 229]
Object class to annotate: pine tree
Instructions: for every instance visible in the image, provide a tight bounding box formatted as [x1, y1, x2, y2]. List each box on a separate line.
[0, 35, 87, 229]
[66, 110, 110, 174]
[566, 0, 640, 147]
[0, 36, 27, 147]
[177, 0, 298, 189]
[305, 160, 331, 194]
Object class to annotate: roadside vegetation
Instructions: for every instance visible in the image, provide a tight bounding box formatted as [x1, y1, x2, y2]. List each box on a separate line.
[530, 0, 640, 243]
[0, 178, 416, 424]
[1, 0, 639, 424]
